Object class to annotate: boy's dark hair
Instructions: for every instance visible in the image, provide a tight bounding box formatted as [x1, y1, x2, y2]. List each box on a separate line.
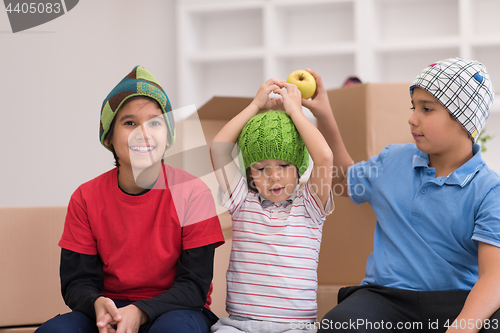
[104, 96, 163, 168]
[246, 168, 257, 193]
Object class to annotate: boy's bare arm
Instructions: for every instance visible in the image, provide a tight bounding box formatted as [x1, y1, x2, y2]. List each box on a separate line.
[210, 78, 283, 192]
[302, 69, 354, 195]
[446, 242, 500, 333]
[274, 82, 333, 207]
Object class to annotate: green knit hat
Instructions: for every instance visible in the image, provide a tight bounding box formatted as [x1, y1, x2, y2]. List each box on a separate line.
[237, 110, 309, 175]
[99, 66, 175, 151]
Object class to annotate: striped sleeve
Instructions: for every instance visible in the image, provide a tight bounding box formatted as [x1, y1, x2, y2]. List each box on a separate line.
[217, 171, 248, 216]
[303, 181, 334, 224]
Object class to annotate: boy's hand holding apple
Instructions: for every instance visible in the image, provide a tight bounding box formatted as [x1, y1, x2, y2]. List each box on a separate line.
[286, 69, 317, 99]
[300, 68, 334, 121]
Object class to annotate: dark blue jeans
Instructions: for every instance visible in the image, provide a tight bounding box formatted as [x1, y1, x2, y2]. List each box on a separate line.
[318, 284, 500, 332]
[35, 300, 215, 333]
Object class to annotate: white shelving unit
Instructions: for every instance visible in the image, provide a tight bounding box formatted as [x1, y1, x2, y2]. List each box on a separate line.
[177, 0, 500, 112]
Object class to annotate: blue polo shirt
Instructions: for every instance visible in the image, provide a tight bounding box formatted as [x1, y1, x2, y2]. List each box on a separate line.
[347, 143, 500, 291]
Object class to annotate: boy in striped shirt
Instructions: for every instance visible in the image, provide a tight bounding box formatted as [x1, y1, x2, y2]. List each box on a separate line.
[210, 78, 334, 332]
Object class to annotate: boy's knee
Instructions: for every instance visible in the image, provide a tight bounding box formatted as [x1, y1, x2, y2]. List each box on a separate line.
[149, 309, 209, 333]
[318, 305, 358, 332]
[35, 312, 97, 333]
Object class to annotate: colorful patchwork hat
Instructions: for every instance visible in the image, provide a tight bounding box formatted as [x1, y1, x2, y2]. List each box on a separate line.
[99, 66, 175, 151]
[410, 57, 495, 142]
[237, 110, 309, 175]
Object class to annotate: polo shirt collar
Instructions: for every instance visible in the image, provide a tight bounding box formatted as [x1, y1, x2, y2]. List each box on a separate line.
[258, 184, 299, 208]
[412, 144, 485, 187]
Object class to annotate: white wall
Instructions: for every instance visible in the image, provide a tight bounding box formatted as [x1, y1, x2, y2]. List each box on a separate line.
[1, 0, 499, 207]
[0, 0, 177, 207]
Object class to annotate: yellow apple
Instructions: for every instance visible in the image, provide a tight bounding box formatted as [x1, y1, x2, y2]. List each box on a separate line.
[286, 70, 317, 99]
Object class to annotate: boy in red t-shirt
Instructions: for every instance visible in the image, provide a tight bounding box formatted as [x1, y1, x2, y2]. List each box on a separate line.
[36, 66, 224, 333]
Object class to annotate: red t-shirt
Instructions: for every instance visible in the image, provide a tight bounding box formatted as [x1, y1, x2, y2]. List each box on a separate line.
[59, 164, 224, 303]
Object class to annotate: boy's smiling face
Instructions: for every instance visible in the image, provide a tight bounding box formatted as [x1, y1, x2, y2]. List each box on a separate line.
[409, 87, 471, 156]
[105, 97, 168, 172]
[250, 159, 298, 203]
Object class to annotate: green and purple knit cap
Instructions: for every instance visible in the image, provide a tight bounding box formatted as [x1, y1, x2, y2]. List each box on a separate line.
[237, 110, 309, 175]
[99, 66, 175, 151]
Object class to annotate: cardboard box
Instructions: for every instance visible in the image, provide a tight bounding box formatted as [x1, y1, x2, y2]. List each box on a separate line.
[0, 327, 38, 333]
[192, 83, 414, 288]
[0, 207, 70, 328]
[318, 83, 414, 286]
[0, 328, 38, 333]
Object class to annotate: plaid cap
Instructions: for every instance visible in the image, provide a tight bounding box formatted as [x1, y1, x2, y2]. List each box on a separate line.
[99, 66, 175, 151]
[410, 57, 495, 142]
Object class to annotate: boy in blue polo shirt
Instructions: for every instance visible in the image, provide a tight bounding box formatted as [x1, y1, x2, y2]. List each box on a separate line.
[302, 58, 500, 332]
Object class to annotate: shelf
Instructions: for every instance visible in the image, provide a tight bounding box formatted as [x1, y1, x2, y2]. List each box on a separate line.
[182, 3, 263, 53]
[374, 37, 461, 53]
[272, 1, 354, 49]
[177, 0, 500, 107]
[275, 54, 355, 89]
[470, 36, 500, 48]
[271, 0, 352, 5]
[373, 0, 459, 42]
[189, 59, 264, 109]
[375, 48, 460, 83]
[472, 0, 500, 38]
[188, 48, 265, 62]
[471, 45, 500, 90]
[273, 44, 356, 58]
[181, 1, 264, 13]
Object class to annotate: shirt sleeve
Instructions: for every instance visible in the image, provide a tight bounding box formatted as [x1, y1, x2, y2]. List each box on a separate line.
[302, 180, 334, 224]
[472, 184, 500, 248]
[217, 171, 248, 216]
[58, 188, 98, 255]
[134, 244, 217, 324]
[347, 145, 391, 205]
[60, 249, 104, 320]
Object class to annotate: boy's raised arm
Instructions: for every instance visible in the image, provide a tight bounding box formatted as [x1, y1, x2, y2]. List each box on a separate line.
[274, 82, 333, 207]
[210, 78, 283, 193]
[302, 69, 354, 195]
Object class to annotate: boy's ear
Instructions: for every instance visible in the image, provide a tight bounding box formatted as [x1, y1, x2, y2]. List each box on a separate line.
[104, 137, 114, 151]
[165, 132, 174, 149]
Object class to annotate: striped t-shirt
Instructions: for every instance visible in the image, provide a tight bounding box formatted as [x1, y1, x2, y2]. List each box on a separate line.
[219, 173, 334, 322]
